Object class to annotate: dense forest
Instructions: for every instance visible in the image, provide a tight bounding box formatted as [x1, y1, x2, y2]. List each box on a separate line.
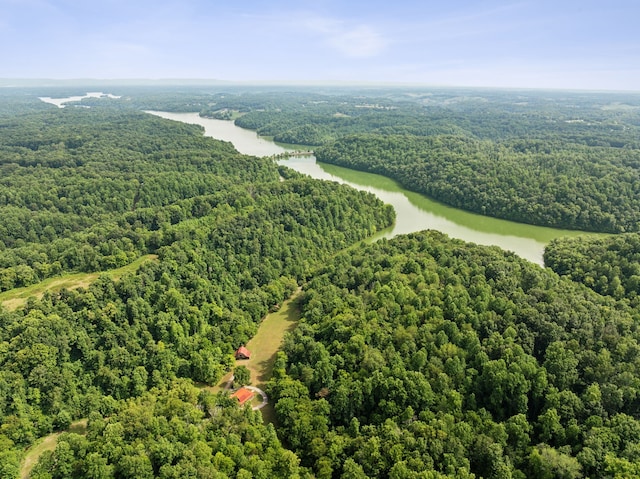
[269, 231, 640, 478]
[545, 233, 640, 302]
[0, 93, 393, 477]
[28, 381, 305, 478]
[315, 134, 640, 233]
[206, 88, 640, 148]
[2, 86, 640, 478]
[197, 88, 640, 233]
[0, 101, 392, 291]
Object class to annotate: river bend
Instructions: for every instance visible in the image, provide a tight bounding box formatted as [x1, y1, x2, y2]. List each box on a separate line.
[149, 111, 591, 266]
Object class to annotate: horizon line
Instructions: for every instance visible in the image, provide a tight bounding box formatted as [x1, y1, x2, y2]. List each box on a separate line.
[1, 78, 640, 94]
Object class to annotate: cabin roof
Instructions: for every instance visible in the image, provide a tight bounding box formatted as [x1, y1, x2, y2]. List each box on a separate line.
[231, 387, 254, 405]
[235, 346, 251, 359]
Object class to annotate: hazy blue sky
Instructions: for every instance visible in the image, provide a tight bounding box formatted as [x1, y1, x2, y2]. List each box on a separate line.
[1, 0, 638, 90]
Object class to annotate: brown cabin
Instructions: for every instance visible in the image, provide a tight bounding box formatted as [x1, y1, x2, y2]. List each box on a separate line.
[235, 346, 251, 360]
[231, 387, 254, 405]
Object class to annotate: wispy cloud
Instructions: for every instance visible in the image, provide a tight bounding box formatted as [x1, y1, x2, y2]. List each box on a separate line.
[327, 25, 386, 58]
[301, 14, 387, 58]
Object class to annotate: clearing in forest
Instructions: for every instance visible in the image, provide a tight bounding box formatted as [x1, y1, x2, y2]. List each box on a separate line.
[243, 287, 302, 390]
[20, 420, 88, 479]
[242, 288, 302, 423]
[0, 255, 158, 311]
[209, 288, 302, 423]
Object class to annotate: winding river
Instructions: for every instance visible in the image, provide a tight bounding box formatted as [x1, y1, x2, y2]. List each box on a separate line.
[149, 111, 592, 266]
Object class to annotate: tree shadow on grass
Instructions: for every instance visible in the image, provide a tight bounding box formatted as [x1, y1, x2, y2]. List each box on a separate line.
[249, 294, 302, 389]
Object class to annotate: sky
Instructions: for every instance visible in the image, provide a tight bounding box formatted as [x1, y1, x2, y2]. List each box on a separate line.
[1, 0, 639, 90]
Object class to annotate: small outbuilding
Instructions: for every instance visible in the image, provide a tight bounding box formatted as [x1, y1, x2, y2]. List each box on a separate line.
[231, 387, 254, 406]
[235, 346, 251, 360]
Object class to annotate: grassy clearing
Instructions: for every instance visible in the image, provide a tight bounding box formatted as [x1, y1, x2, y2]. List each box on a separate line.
[20, 432, 61, 479]
[0, 254, 157, 311]
[251, 392, 265, 408]
[243, 288, 302, 391]
[20, 419, 88, 479]
[201, 288, 302, 423]
[68, 419, 88, 435]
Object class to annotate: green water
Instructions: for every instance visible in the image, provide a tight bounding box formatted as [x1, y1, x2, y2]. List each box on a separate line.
[150, 111, 599, 266]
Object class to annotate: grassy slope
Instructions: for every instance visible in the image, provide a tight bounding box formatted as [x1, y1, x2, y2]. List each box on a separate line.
[244, 287, 302, 390]
[20, 420, 88, 479]
[0, 255, 158, 311]
[243, 288, 302, 424]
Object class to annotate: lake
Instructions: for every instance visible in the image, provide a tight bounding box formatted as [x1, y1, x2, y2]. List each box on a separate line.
[150, 111, 594, 266]
[39, 92, 121, 108]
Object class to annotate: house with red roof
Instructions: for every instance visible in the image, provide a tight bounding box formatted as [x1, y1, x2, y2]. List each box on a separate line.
[235, 346, 251, 360]
[231, 387, 254, 406]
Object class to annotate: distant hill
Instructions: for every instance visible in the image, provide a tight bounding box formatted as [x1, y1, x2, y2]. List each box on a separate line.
[0, 78, 233, 88]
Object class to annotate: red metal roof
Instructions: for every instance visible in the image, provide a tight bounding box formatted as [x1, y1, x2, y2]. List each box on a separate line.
[235, 346, 251, 359]
[231, 387, 254, 405]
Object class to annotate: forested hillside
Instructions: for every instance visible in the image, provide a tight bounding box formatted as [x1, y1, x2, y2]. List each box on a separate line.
[269, 231, 640, 478]
[198, 89, 640, 148]
[196, 88, 640, 233]
[545, 233, 640, 302]
[315, 134, 640, 233]
[0, 104, 273, 290]
[28, 381, 304, 478]
[3, 87, 640, 478]
[0, 95, 393, 477]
